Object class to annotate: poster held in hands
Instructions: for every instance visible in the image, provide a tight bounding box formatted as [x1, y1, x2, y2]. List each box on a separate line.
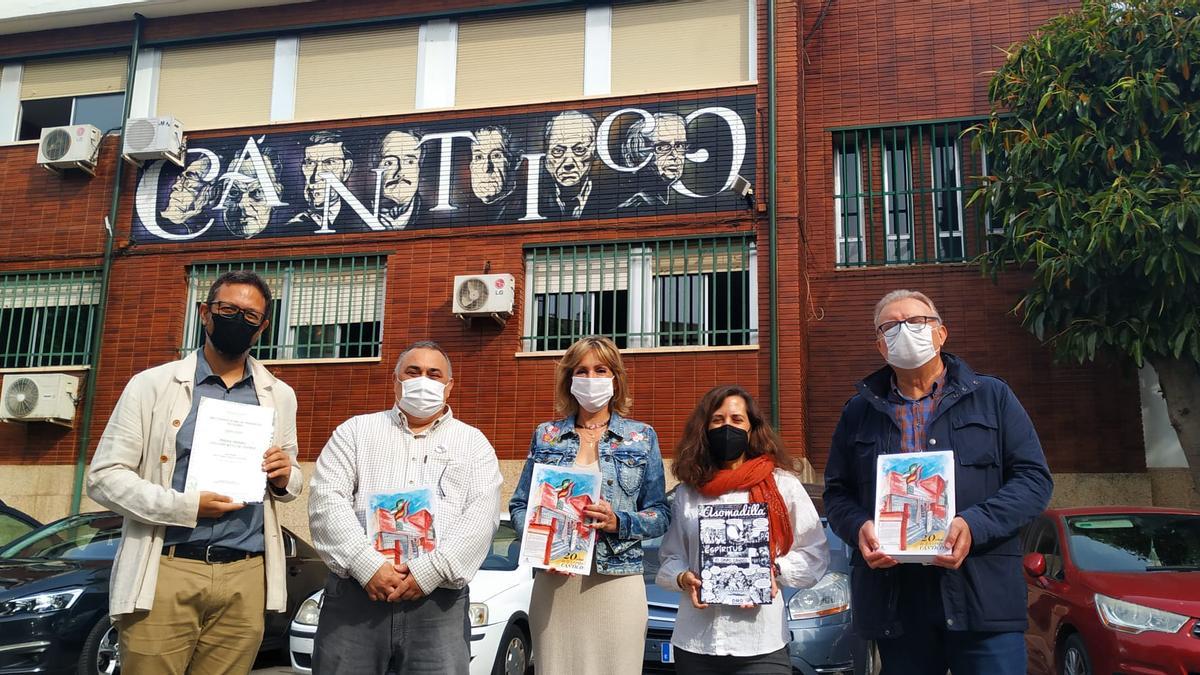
[698, 502, 773, 606]
[518, 463, 600, 575]
[874, 450, 956, 563]
[184, 397, 274, 504]
[367, 489, 437, 564]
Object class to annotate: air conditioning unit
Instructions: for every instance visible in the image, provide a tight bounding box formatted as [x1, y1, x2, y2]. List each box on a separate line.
[0, 373, 80, 427]
[452, 274, 515, 325]
[37, 124, 102, 176]
[122, 116, 185, 167]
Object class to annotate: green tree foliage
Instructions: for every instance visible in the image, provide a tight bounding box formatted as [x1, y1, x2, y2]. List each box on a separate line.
[973, 0, 1200, 495]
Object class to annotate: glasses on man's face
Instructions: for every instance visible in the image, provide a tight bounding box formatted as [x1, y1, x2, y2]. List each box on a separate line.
[653, 141, 689, 157]
[876, 315, 939, 337]
[549, 143, 593, 160]
[301, 157, 347, 173]
[209, 301, 266, 326]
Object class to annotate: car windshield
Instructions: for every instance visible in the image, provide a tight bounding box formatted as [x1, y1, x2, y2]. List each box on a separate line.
[0, 513, 123, 561]
[482, 521, 520, 571]
[1066, 513, 1200, 572]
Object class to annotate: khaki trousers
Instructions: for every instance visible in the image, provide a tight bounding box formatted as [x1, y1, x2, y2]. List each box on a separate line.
[116, 554, 266, 675]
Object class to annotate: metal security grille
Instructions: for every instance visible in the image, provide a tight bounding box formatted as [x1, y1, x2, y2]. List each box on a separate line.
[0, 269, 100, 368]
[184, 256, 386, 361]
[522, 234, 757, 352]
[833, 119, 991, 267]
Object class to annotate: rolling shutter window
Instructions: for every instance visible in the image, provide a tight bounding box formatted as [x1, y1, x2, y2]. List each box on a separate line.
[157, 39, 275, 130]
[294, 26, 419, 121]
[611, 0, 750, 95]
[456, 8, 585, 109]
[20, 53, 128, 99]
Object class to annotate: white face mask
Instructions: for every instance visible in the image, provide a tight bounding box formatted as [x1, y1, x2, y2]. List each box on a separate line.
[884, 323, 939, 370]
[570, 376, 614, 414]
[397, 376, 446, 419]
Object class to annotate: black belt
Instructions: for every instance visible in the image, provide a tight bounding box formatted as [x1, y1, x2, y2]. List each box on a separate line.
[164, 543, 263, 564]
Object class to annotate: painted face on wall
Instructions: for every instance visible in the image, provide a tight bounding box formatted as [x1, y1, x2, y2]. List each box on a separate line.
[469, 129, 513, 203]
[300, 142, 353, 209]
[545, 113, 596, 188]
[162, 155, 216, 225]
[376, 131, 421, 209]
[650, 116, 688, 182]
[221, 166, 280, 239]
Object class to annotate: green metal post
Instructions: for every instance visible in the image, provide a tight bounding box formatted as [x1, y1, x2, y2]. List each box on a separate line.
[767, 0, 780, 429]
[70, 13, 144, 515]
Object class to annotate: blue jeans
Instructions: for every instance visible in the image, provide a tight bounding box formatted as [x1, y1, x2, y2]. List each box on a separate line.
[877, 628, 1025, 675]
[312, 574, 469, 675]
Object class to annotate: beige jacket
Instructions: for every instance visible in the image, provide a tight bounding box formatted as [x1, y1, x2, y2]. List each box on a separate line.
[87, 352, 302, 617]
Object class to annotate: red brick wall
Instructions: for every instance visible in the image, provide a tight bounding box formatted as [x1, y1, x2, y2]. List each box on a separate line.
[798, 0, 1146, 475]
[0, 0, 1146, 481]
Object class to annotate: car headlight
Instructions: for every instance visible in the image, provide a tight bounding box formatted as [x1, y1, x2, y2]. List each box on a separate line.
[788, 572, 850, 620]
[0, 588, 84, 617]
[1095, 593, 1188, 634]
[468, 603, 489, 627]
[295, 594, 322, 626]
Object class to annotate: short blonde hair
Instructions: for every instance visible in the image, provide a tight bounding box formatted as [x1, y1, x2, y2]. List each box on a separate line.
[554, 336, 632, 417]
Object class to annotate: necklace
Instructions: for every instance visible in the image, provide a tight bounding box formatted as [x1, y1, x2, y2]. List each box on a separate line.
[578, 418, 609, 430]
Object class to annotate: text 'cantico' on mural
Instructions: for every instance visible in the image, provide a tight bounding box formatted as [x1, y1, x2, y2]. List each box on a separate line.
[132, 96, 756, 243]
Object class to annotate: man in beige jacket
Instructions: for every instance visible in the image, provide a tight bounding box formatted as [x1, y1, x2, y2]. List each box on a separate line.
[88, 270, 303, 675]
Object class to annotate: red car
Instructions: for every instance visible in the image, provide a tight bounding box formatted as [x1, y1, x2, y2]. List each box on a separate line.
[1021, 506, 1200, 675]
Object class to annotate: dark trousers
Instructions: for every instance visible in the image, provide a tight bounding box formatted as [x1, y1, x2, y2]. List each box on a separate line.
[877, 628, 1025, 675]
[311, 574, 469, 675]
[673, 646, 791, 674]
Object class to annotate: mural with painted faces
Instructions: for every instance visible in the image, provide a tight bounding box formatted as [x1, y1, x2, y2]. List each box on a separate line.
[544, 111, 596, 188]
[162, 155, 217, 225]
[300, 131, 354, 210]
[221, 155, 282, 239]
[469, 127, 517, 203]
[376, 130, 422, 210]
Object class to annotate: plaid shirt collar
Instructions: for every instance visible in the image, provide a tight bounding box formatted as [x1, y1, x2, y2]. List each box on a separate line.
[887, 369, 948, 453]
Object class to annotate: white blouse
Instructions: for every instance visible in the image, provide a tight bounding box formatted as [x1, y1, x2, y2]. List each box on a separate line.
[655, 469, 830, 657]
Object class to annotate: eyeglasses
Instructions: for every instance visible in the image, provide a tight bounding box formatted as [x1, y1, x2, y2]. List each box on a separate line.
[876, 316, 940, 337]
[653, 141, 690, 157]
[301, 157, 348, 173]
[549, 143, 593, 159]
[208, 301, 266, 326]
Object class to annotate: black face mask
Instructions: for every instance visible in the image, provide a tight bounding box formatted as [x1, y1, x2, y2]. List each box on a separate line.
[706, 425, 750, 465]
[205, 313, 260, 357]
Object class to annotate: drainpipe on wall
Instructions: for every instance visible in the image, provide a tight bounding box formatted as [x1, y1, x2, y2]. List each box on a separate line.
[767, 0, 780, 429]
[70, 13, 143, 514]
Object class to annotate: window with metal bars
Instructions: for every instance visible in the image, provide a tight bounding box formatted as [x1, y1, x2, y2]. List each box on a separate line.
[0, 269, 100, 368]
[833, 120, 988, 267]
[522, 235, 757, 352]
[183, 256, 386, 361]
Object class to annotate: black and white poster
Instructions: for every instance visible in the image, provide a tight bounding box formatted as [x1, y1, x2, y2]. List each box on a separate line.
[698, 502, 772, 606]
[131, 95, 756, 244]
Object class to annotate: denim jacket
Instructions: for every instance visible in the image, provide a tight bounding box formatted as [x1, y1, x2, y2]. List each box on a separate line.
[508, 412, 670, 575]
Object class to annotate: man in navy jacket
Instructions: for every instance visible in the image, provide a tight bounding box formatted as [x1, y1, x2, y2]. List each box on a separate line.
[823, 289, 1053, 675]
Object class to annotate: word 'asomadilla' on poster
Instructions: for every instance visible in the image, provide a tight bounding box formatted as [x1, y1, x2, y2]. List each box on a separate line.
[698, 502, 773, 605]
[132, 95, 756, 243]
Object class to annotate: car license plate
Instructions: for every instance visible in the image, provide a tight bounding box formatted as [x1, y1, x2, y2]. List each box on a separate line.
[660, 642, 674, 663]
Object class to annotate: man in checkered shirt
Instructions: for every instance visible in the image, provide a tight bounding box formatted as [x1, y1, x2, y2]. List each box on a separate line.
[308, 340, 503, 674]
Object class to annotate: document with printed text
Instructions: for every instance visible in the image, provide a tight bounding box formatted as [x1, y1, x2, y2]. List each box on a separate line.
[184, 397, 274, 504]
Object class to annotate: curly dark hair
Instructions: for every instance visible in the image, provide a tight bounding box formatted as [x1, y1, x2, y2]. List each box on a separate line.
[672, 384, 794, 487]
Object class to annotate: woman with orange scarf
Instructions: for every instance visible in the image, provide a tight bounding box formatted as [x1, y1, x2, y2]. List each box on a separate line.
[656, 384, 829, 674]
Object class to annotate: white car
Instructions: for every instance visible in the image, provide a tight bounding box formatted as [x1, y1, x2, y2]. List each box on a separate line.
[290, 518, 534, 675]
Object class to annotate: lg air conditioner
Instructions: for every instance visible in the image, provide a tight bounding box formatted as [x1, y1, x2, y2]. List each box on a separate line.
[452, 274, 515, 326]
[122, 116, 185, 167]
[0, 373, 80, 427]
[36, 124, 102, 176]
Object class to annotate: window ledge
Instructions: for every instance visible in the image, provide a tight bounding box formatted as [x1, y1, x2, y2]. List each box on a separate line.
[256, 356, 382, 366]
[515, 344, 759, 358]
[0, 364, 91, 374]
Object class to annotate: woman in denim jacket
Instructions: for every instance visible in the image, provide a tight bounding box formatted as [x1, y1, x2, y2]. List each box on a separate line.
[509, 336, 669, 675]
